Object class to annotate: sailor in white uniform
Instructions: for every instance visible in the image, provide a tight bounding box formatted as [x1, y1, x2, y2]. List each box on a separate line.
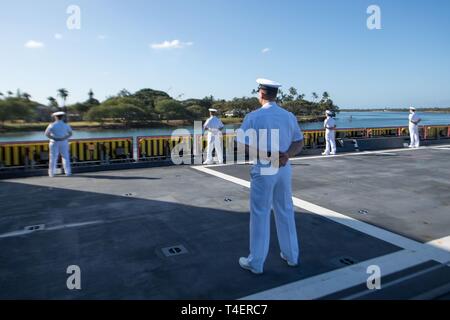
[322, 110, 337, 156]
[203, 108, 224, 165]
[408, 107, 421, 148]
[44, 111, 73, 177]
[237, 78, 304, 274]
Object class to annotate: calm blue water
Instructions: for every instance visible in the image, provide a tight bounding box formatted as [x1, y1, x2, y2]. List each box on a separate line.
[1, 111, 449, 142]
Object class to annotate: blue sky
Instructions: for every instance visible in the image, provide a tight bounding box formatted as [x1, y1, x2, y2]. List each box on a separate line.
[0, 0, 449, 108]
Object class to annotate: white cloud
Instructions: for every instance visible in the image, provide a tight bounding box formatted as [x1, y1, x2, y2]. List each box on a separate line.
[262, 48, 271, 54]
[98, 35, 108, 40]
[24, 40, 44, 49]
[54, 33, 63, 40]
[150, 40, 193, 50]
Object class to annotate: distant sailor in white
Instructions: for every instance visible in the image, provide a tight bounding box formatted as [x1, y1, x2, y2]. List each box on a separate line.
[203, 108, 224, 165]
[44, 111, 73, 177]
[322, 110, 337, 156]
[408, 107, 421, 148]
[237, 78, 304, 274]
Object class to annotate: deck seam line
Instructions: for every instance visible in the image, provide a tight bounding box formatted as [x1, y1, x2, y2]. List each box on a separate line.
[201, 144, 450, 168]
[341, 263, 446, 300]
[240, 249, 430, 300]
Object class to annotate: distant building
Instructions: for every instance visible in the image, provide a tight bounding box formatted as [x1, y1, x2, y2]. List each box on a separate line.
[225, 109, 247, 118]
[225, 109, 238, 117]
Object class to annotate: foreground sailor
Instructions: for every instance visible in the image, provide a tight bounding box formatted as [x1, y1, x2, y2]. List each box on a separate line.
[408, 107, 421, 148]
[203, 108, 224, 165]
[44, 111, 73, 177]
[237, 78, 304, 274]
[322, 110, 337, 156]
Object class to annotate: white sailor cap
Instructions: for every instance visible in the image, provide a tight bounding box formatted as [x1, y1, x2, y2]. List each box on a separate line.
[51, 111, 66, 117]
[409, 107, 416, 111]
[256, 78, 282, 90]
[208, 108, 218, 112]
[326, 110, 333, 115]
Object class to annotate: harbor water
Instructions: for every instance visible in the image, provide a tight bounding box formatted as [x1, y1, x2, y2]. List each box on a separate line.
[1, 111, 450, 143]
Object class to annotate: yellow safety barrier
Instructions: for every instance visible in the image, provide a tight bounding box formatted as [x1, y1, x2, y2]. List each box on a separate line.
[423, 126, 450, 140]
[302, 130, 326, 149]
[2, 125, 449, 168]
[0, 137, 133, 168]
[138, 134, 239, 161]
[301, 125, 450, 148]
[0, 141, 49, 167]
[138, 136, 176, 159]
[69, 137, 133, 163]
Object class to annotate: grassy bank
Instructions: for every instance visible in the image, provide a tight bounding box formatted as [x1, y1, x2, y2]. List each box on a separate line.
[0, 120, 190, 133]
[0, 115, 324, 133]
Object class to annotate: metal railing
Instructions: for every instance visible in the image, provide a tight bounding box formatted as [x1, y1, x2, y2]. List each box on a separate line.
[1, 125, 449, 170]
[0, 137, 133, 169]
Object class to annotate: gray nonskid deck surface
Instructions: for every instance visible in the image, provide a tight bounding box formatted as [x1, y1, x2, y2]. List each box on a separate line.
[212, 148, 450, 243]
[0, 166, 399, 299]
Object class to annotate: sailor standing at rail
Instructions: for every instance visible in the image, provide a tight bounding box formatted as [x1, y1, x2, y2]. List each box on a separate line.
[237, 78, 304, 274]
[322, 110, 337, 156]
[44, 111, 73, 177]
[408, 107, 421, 148]
[203, 108, 224, 165]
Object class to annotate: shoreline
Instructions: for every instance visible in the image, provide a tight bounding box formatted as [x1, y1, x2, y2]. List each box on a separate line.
[340, 109, 450, 113]
[0, 115, 325, 133]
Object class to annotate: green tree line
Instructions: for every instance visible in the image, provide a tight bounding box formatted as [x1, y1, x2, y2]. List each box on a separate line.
[0, 87, 340, 127]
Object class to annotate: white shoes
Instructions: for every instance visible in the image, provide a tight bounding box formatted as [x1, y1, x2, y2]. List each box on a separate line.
[322, 152, 329, 156]
[280, 252, 299, 267]
[239, 257, 263, 275]
[239, 254, 298, 274]
[49, 173, 72, 177]
[203, 160, 224, 165]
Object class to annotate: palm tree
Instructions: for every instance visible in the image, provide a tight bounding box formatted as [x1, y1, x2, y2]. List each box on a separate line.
[279, 89, 289, 103]
[322, 91, 330, 102]
[47, 96, 58, 109]
[7, 91, 13, 97]
[288, 87, 298, 100]
[312, 92, 319, 103]
[57, 88, 69, 112]
[0, 92, 4, 99]
[118, 89, 131, 97]
[88, 89, 94, 101]
[22, 92, 31, 101]
[298, 93, 305, 101]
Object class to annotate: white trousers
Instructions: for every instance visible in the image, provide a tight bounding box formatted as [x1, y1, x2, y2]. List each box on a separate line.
[325, 130, 336, 154]
[49, 140, 71, 176]
[409, 125, 420, 148]
[247, 163, 299, 273]
[205, 131, 223, 163]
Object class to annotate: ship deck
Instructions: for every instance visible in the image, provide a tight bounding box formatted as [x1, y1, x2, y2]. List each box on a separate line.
[1, 145, 450, 299]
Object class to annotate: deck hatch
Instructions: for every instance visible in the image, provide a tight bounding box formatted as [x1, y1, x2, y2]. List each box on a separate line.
[162, 245, 188, 257]
[24, 224, 45, 232]
[332, 256, 358, 267]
